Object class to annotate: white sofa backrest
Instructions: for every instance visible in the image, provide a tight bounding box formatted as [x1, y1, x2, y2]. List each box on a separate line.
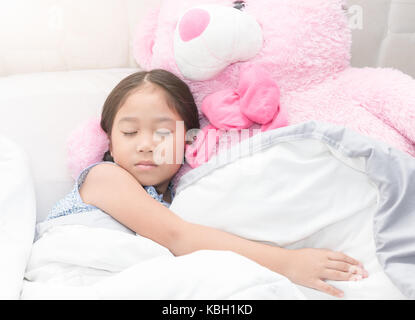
[0, 0, 161, 76]
[348, 0, 415, 78]
[1, 0, 414, 78]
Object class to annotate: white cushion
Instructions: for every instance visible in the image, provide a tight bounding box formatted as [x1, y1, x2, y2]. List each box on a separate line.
[0, 68, 139, 222]
[348, 0, 415, 78]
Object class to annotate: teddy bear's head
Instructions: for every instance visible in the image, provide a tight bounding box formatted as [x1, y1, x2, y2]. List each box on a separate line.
[134, 0, 351, 116]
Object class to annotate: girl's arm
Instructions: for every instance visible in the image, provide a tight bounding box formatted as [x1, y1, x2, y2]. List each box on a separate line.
[80, 163, 367, 298]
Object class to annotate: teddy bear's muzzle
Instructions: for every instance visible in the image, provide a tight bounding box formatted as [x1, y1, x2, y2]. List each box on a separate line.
[174, 4, 263, 81]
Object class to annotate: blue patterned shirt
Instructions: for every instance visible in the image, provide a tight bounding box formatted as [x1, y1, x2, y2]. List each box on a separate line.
[46, 161, 175, 221]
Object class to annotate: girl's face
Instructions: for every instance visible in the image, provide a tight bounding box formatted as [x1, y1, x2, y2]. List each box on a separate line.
[110, 83, 186, 193]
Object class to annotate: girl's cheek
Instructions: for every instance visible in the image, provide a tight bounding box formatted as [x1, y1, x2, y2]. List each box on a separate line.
[174, 138, 186, 164]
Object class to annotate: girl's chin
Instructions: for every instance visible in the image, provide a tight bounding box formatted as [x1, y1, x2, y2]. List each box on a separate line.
[132, 171, 161, 186]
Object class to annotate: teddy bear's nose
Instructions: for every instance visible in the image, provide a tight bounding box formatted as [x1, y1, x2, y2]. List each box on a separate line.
[179, 8, 210, 42]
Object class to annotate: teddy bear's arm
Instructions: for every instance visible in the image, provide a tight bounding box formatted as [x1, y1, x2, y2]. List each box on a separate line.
[350, 68, 415, 145]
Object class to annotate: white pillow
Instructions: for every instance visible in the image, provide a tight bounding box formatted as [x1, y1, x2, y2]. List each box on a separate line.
[0, 68, 139, 222]
[0, 135, 36, 299]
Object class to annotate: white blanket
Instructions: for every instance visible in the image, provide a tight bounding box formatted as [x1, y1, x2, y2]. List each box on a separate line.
[22, 121, 411, 299]
[22, 225, 305, 300]
[170, 127, 408, 299]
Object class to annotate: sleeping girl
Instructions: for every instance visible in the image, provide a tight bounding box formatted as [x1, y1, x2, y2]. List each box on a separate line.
[44, 69, 368, 298]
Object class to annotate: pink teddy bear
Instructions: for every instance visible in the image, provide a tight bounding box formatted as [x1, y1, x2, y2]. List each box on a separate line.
[67, 0, 415, 187]
[184, 63, 288, 168]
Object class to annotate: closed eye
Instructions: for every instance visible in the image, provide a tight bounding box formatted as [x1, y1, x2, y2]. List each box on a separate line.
[156, 131, 172, 136]
[123, 131, 137, 136]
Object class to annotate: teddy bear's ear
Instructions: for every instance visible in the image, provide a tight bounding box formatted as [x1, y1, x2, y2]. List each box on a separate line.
[133, 5, 161, 70]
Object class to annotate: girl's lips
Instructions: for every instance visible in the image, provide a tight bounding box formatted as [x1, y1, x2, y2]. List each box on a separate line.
[135, 163, 158, 170]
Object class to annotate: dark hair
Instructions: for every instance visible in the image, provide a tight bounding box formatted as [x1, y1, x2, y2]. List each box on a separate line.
[101, 69, 200, 161]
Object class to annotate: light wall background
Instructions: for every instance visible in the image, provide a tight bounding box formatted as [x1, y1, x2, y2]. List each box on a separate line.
[0, 0, 414, 78]
[0, 0, 161, 76]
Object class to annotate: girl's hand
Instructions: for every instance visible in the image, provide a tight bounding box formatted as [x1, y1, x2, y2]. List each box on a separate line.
[281, 248, 369, 298]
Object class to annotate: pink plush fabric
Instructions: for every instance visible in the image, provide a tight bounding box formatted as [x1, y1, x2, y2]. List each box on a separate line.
[67, 117, 109, 180]
[133, 5, 161, 71]
[202, 64, 283, 129]
[186, 64, 287, 168]
[132, 0, 415, 186]
[67, 0, 415, 188]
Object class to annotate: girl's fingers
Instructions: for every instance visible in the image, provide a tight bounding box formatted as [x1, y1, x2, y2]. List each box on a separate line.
[326, 260, 368, 278]
[327, 251, 360, 266]
[326, 252, 369, 278]
[348, 265, 369, 278]
[322, 269, 357, 281]
[314, 280, 344, 298]
[326, 260, 350, 273]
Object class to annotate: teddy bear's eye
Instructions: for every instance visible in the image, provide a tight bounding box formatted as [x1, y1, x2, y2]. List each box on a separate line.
[233, 1, 245, 10]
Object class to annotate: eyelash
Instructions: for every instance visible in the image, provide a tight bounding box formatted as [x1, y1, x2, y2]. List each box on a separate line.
[123, 132, 137, 136]
[157, 131, 171, 136]
[122, 131, 172, 136]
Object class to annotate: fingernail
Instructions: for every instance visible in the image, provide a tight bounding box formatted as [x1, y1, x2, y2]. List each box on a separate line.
[337, 292, 344, 298]
[349, 265, 360, 274]
[350, 274, 362, 281]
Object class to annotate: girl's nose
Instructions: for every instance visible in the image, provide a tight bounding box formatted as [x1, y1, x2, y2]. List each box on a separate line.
[136, 143, 153, 153]
[137, 147, 152, 153]
[179, 8, 210, 42]
[136, 135, 154, 153]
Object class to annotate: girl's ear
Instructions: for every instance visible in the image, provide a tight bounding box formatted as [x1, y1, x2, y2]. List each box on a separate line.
[133, 5, 161, 70]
